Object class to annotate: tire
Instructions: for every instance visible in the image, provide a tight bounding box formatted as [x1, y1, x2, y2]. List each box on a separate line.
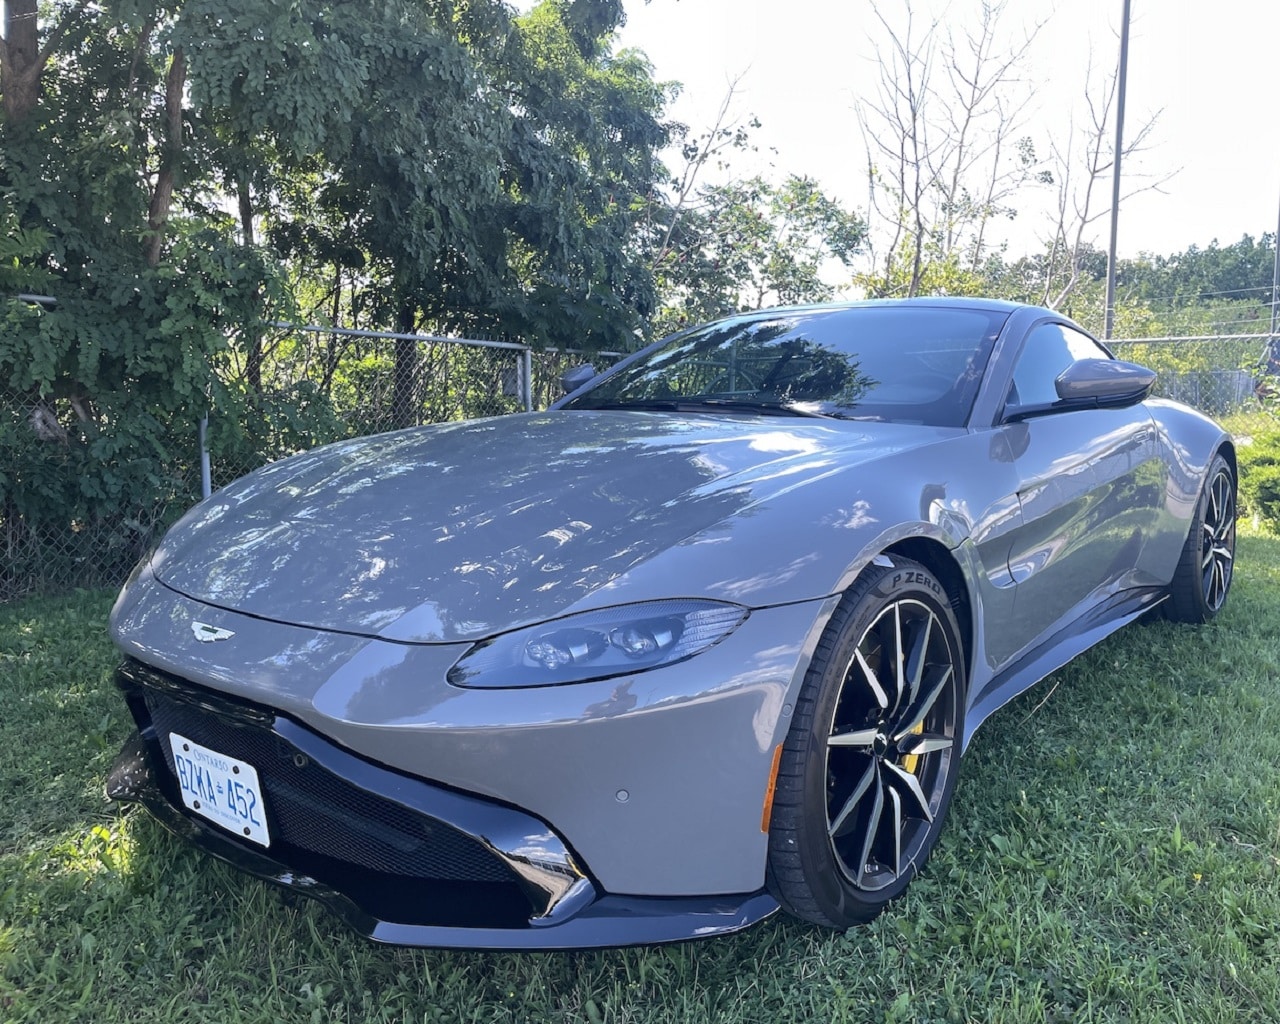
[1165, 452, 1236, 624]
[767, 556, 966, 928]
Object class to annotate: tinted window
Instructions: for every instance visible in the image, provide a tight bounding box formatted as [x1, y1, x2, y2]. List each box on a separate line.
[1008, 323, 1110, 408]
[565, 306, 1009, 427]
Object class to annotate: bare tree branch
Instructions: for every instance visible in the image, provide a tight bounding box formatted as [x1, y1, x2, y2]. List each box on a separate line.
[651, 74, 753, 271]
[854, 0, 1045, 296]
[1040, 47, 1173, 308]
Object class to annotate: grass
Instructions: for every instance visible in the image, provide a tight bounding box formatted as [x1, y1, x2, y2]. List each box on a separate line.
[2, 541, 1279, 1023]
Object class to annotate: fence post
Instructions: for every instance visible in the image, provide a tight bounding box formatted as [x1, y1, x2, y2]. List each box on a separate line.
[199, 413, 212, 499]
[522, 347, 533, 413]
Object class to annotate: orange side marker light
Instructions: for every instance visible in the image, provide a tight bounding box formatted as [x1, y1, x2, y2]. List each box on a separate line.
[760, 743, 785, 833]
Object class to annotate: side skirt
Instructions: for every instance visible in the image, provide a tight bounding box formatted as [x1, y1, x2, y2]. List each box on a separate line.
[962, 588, 1167, 750]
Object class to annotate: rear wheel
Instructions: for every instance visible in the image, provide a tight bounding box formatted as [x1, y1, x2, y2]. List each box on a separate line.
[1166, 453, 1236, 623]
[767, 557, 965, 928]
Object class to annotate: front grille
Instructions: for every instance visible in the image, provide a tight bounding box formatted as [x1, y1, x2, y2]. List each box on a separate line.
[143, 692, 514, 886]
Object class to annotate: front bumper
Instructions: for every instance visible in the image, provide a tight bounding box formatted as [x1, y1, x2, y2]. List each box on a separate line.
[109, 661, 777, 949]
[110, 572, 832, 897]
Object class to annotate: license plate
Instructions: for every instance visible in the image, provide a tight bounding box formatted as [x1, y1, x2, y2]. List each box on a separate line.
[168, 732, 270, 847]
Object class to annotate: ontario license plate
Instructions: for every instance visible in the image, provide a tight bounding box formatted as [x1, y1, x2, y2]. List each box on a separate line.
[168, 732, 270, 847]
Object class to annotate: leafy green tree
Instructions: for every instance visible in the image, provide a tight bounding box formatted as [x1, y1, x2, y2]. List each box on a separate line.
[1124, 235, 1276, 310]
[0, 0, 673, 591]
[463, 0, 671, 348]
[854, 241, 991, 300]
[653, 175, 866, 335]
[1, 0, 256, 590]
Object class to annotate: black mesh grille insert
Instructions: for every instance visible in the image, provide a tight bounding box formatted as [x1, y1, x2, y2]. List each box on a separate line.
[144, 692, 514, 885]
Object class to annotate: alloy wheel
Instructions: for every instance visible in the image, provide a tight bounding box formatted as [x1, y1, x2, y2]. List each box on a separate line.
[824, 598, 960, 891]
[1200, 466, 1235, 612]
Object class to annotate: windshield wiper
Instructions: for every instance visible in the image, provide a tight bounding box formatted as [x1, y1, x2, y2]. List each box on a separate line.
[578, 398, 684, 412]
[581, 397, 836, 418]
[688, 398, 830, 417]
[704, 399, 887, 422]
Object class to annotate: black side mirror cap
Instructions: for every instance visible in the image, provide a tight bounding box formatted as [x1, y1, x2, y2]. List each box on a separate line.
[560, 364, 597, 395]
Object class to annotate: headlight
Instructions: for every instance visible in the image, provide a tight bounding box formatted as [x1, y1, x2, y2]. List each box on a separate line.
[447, 600, 749, 689]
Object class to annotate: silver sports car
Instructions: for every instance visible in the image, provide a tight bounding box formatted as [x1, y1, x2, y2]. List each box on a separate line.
[107, 299, 1236, 948]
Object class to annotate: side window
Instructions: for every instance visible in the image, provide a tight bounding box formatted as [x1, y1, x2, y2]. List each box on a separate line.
[1008, 324, 1110, 408]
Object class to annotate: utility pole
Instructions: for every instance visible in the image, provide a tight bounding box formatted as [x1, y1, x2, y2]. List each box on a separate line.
[1103, 0, 1132, 340]
[1272, 182, 1280, 342]
[1268, 182, 1280, 376]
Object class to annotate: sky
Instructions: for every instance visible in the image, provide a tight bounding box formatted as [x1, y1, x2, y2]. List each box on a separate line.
[609, 0, 1280, 263]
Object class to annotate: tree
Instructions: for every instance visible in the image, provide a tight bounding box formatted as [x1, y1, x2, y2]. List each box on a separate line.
[646, 75, 759, 285]
[0, 0, 94, 127]
[1032, 49, 1167, 309]
[854, 0, 1044, 297]
[0, 0, 673, 587]
[481, 1, 671, 348]
[652, 175, 867, 335]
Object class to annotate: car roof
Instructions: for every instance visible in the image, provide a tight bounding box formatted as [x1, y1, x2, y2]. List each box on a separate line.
[742, 297, 1032, 317]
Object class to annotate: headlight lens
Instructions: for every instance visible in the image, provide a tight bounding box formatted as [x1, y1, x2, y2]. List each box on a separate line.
[448, 599, 749, 689]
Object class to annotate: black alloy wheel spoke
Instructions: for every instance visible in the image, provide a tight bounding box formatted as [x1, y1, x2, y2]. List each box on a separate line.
[853, 780, 885, 888]
[896, 733, 953, 757]
[829, 757, 877, 839]
[892, 664, 953, 741]
[887, 603, 908, 717]
[882, 761, 933, 822]
[851, 648, 890, 711]
[901, 611, 934, 712]
[885, 788, 904, 878]
[829, 728, 880, 749]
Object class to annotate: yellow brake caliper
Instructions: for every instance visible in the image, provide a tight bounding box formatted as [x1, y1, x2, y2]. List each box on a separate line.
[901, 720, 925, 774]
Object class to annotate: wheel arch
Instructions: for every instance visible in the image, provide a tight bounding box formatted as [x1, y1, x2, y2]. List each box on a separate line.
[766, 536, 970, 927]
[880, 536, 974, 693]
[1218, 437, 1238, 482]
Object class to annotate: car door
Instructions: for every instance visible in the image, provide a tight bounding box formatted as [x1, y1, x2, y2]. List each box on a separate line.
[994, 323, 1164, 663]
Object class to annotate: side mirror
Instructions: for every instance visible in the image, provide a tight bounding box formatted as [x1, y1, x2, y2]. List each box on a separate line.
[560, 364, 597, 395]
[1004, 358, 1157, 422]
[1055, 358, 1156, 406]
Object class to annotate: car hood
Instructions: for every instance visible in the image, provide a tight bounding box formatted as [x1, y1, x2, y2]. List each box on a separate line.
[153, 411, 949, 642]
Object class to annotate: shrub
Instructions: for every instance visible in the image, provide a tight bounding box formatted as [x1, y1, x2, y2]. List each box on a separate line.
[1237, 433, 1280, 532]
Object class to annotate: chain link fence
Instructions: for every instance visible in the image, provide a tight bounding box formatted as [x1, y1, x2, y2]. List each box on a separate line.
[205, 325, 537, 489]
[3, 328, 1274, 603]
[203, 326, 623, 489]
[1109, 334, 1277, 438]
[0, 412, 201, 604]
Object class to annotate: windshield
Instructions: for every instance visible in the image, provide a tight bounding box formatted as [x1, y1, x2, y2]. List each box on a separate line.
[563, 306, 1008, 427]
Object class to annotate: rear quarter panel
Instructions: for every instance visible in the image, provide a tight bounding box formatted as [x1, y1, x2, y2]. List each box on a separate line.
[1144, 398, 1235, 582]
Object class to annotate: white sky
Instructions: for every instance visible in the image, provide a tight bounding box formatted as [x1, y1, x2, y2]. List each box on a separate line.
[612, 0, 1280, 262]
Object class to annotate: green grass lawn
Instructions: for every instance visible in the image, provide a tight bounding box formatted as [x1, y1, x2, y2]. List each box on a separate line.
[2, 539, 1279, 1023]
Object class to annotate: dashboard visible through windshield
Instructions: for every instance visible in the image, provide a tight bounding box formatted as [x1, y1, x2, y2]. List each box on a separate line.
[564, 306, 1009, 427]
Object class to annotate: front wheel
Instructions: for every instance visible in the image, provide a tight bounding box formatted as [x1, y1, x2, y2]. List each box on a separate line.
[1165, 452, 1236, 623]
[767, 557, 966, 928]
